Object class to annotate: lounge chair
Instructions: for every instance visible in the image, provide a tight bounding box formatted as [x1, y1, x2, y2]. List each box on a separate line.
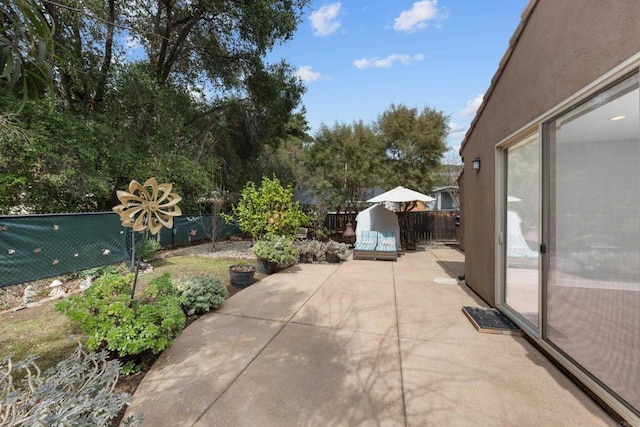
[353, 230, 398, 261]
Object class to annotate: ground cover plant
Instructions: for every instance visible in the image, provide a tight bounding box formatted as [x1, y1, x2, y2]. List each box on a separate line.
[0, 345, 141, 426]
[55, 273, 186, 374]
[179, 275, 229, 316]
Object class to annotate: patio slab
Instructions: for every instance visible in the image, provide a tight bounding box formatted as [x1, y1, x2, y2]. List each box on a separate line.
[125, 246, 618, 426]
[292, 276, 397, 335]
[400, 337, 615, 426]
[124, 314, 285, 426]
[194, 323, 403, 426]
[216, 263, 337, 322]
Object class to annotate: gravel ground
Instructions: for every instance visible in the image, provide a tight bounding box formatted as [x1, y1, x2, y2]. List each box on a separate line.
[157, 240, 255, 259]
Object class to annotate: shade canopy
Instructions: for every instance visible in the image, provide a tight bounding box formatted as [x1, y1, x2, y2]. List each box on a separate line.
[354, 204, 401, 245]
[367, 186, 435, 203]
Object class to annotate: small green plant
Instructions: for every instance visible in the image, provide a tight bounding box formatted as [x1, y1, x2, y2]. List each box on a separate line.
[179, 275, 228, 316]
[80, 264, 124, 279]
[252, 233, 298, 265]
[135, 235, 162, 261]
[0, 344, 142, 426]
[55, 273, 185, 373]
[323, 240, 350, 260]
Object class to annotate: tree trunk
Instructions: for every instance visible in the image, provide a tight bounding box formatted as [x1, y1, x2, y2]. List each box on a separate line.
[94, 0, 116, 105]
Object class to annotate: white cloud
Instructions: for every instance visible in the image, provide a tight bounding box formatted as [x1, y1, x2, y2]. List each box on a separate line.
[394, 0, 444, 33]
[310, 3, 342, 37]
[296, 66, 325, 83]
[448, 122, 467, 139]
[458, 94, 484, 117]
[354, 53, 424, 69]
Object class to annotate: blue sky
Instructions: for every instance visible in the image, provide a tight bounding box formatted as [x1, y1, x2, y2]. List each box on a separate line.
[268, 0, 529, 154]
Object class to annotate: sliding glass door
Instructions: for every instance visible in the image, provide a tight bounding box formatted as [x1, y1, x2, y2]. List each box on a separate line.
[501, 72, 640, 413]
[546, 73, 640, 411]
[504, 134, 541, 330]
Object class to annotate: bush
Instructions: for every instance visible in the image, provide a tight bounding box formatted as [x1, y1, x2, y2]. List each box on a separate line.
[223, 176, 309, 240]
[56, 273, 185, 373]
[0, 345, 142, 426]
[295, 239, 323, 263]
[323, 240, 350, 260]
[135, 235, 162, 261]
[179, 275, 228, 316]
[252, 233, 298, 265]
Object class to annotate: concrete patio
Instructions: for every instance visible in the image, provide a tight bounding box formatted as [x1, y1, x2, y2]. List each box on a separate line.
[125, 247, 616, 426]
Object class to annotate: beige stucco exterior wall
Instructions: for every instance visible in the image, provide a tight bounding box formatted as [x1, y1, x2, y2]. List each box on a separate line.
[460, 0, 640, 305]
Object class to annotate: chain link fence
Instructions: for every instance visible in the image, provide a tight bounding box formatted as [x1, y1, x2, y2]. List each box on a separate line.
[0, 212, 240, 288]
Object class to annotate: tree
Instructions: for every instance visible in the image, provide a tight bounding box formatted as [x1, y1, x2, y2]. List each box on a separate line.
[224, 176, 308, 240]
[303, 121, 385, 220]
[0, 99, 121, 213]
[1, 0, 55, 102]
[0, 1, 311, 214]
[126, 0, 309, 86]
[256, 109, 311, 186]
[377, 104, 449, 193]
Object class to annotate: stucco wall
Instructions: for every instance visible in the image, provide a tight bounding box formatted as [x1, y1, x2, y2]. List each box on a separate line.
[460, 0, 640, 305]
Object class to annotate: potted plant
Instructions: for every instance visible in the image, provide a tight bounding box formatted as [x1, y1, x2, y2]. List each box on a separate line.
[295, 239, 323, 263]
[229, 260, 256, 288]
[252, 233, 298, 274]
[323, 240, 350, 263]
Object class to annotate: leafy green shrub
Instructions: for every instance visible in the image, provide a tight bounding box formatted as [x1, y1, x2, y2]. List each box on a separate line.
[253, 233, 298, 265]
[56, 273, 185, 373]
[0, 345, 142, 426]
[179, 275, 228, 316]
[223, 176, 309, 240]
[135, 235, 162, 261]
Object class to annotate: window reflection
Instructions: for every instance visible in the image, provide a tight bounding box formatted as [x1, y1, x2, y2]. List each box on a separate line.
[547, 73, 640, 410]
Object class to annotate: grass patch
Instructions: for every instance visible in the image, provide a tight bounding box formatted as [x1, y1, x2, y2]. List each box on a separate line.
[0, 304, 84, 377]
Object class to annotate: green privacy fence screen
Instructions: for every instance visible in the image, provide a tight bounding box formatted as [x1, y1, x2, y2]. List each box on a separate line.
[0, 213, 240, 288]
[0, 212, 129, 288]
[156, 214, 240, 247]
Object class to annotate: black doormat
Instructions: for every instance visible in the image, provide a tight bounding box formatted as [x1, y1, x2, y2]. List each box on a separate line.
[462, 306, 523, 336]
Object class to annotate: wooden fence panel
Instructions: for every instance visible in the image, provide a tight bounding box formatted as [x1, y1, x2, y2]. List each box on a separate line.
[408, 211, 458, 241]
[324, 211, 458, 242]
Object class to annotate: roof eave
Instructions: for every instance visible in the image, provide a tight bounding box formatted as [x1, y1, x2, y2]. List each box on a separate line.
[459, 0, 539, 155]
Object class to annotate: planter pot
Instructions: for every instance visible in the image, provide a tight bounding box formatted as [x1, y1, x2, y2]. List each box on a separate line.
[325, 252, 341, 264]
[229, 265, 256, 288]
[299, 253, 314, 263]
[257, 258, 279, 274]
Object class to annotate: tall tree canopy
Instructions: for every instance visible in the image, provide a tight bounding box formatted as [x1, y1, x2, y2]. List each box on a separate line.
[303, 121, 385, 216]
[376, 104, 449, 192]
[0, 0, 54, 100]
[302, 104, 450, 215]
[0, 0, 311, 214]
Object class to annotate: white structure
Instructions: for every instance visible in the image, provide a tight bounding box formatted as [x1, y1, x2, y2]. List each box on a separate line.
[355, 204, 401, 247]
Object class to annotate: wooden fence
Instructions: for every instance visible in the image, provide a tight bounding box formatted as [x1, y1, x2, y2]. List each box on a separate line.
[324, 211, 458, 242]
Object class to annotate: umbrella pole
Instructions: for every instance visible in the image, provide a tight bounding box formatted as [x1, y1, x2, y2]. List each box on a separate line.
[402, 203, 416, 250]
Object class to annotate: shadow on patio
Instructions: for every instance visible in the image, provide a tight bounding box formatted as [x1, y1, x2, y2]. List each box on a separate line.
[124, 247, 616, 426]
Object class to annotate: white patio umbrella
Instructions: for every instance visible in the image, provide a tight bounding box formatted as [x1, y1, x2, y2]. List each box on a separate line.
[367, 186, 435, 204]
